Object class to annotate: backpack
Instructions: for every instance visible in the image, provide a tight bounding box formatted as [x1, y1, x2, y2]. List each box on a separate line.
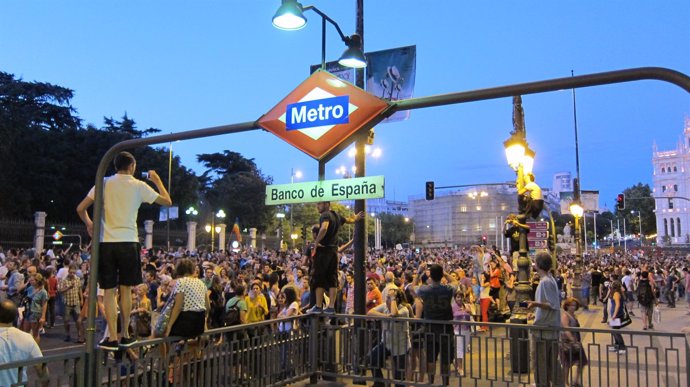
[224, 300, 241, 327]
[637, 280, 654, 306]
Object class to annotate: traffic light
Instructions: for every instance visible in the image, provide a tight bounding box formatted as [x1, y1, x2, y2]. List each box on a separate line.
[301, 226, 307, 241]
[616, 194, 625, 210]
[425, 181, 435, 200]
[481, 235, 487, 245]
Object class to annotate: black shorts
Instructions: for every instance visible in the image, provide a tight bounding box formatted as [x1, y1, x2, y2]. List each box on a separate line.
[425, 325, 454, 365]
[99, 242, 142, 289]
[312, 246, 338, 289]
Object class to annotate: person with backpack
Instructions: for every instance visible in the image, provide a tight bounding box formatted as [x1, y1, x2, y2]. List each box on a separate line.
[636, 271, 656, 330]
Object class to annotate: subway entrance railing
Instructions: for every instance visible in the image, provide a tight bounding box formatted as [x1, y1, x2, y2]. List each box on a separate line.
[2, 314, 688, 387]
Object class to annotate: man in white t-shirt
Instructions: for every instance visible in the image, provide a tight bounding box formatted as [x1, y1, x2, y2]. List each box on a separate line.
[77, 151, 171, 350]
[0, 300, 49, 386]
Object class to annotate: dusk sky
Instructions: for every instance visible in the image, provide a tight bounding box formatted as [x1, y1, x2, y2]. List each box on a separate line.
[2, 1, 689, 211]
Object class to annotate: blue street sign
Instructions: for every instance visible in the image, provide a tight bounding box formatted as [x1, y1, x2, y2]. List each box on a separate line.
[286, 96, 349, 130]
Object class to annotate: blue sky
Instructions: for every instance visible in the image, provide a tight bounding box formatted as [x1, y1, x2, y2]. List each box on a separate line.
[2, 1, 689, 210]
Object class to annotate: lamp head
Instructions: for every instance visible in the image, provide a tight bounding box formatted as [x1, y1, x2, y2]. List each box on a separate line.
[272, 0, 307, 30]
[338, 34, 367, 69]
[570, 202, 584, 218]
[522, 146, 536, 174]
[503, 132, 526, 170]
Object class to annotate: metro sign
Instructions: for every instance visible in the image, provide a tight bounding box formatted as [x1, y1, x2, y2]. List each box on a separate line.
[259, 70, 389, 160]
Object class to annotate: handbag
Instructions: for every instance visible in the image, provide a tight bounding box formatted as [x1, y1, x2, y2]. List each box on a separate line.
[559, 340, 583, 362]
[154, 291, 176, 337]
[132, 311, 152, 338]
[609, 305, 632, 328]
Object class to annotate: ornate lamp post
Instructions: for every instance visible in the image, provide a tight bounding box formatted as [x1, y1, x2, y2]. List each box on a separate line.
[503, 96, 535, 316]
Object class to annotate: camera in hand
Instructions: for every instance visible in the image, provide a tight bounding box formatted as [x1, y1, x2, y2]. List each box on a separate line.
[141, 172, 149, 179]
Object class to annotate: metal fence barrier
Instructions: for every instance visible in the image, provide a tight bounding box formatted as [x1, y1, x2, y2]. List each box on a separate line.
[2, 314, 687, 387]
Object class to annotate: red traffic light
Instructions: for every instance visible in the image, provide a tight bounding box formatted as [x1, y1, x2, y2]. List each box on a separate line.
[616, 194, 625, 210]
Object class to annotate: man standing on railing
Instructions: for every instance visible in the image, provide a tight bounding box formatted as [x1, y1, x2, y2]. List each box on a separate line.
[527, 252, 563, 387]
[76, 151, 172, 351]
[0, 299, 49, 386]
[308, 201, 363, 314]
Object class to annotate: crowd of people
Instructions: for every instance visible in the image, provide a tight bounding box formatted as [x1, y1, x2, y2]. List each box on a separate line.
[1, 152, 689, 386]
[1, 238, 689, 384]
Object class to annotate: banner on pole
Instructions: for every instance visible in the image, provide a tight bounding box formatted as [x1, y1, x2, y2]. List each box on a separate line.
[159, 206, 179, 221]
[365, 45, 416, 123]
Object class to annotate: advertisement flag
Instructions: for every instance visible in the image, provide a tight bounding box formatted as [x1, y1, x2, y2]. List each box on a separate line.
[365, 45, 416, 123]
[159, 206, 179, 221]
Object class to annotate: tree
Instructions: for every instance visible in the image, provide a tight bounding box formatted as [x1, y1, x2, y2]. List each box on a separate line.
[198, 151, 273, 232]
[0, 71, 81, 218]
[617, 183, 656, 236]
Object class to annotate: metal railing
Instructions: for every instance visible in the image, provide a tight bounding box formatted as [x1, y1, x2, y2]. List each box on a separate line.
[2, 314, 688, 387]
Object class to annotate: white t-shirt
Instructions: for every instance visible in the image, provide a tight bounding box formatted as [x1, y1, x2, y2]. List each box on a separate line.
[87, 174, 159, 242]
[56, 267, 69, 281]
[0, 327, 43, 386]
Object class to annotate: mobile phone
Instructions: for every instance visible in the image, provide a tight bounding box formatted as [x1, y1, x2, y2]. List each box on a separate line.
[141, 172, 149, 179]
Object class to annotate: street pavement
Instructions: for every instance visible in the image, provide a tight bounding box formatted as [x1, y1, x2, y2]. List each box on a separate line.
[300, 301, 690, 387]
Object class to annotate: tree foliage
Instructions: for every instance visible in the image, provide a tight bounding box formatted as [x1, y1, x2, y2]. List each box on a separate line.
[197, 151, 274, 232]
[617, 183, 656, 236]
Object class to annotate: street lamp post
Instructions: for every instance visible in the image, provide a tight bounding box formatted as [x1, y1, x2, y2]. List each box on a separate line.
[289, 168, 302, 246]
[632, 210, 643, 244]
[204, 209, 226, 251]
[503, 96, 535, 317]
[276, 212, 286, 251]
[570, 201, 585, 307]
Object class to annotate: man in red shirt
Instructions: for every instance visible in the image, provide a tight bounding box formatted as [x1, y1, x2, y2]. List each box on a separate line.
[366, 277, 383, 313]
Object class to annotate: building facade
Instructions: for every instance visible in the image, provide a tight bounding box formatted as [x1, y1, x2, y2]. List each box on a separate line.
[409, 184, 519, 248]
[652, 118, 690, 246]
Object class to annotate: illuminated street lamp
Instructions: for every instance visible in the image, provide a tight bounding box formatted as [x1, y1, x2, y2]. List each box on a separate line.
[503, 95, 536, 317]
[570, 201, 586, 306]
[289, 168, 302, 241]
[272, 0, 367, 69]
[276, 212, 286, 250]
[205, 209, 226, 251]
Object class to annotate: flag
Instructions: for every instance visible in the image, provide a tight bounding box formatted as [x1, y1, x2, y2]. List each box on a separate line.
[231, 218, 242, 243]
[365, 45, 416, 123]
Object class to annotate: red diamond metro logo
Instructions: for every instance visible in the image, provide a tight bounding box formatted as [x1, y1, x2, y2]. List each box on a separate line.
[258, 70, 389, 160]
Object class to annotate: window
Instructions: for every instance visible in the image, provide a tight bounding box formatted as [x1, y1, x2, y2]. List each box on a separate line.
[664, 219, 668, 236]
[662, 186, 667, 192]
[674, 166, 678, 172]
[669, 199, 674, 209]
[674, 184, 678, 192]
[677, 217, 681, 236]
[671, 218, 675, 237]
[662, 167, 666, 173]
[460, 206, 467, 212]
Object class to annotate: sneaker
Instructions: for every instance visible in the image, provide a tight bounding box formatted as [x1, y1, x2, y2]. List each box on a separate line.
[119, 337, 137, 348]
[39, 328, 45, 335]
[98, 340, 119, 351]
[324, 307, 336, 315]
[307, 306, 323, 314]
[608, 347, 618, 352]
[617, 349, 627, 355]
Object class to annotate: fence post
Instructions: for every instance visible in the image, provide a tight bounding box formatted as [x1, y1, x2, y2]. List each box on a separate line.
[309, 314, 319, 385]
